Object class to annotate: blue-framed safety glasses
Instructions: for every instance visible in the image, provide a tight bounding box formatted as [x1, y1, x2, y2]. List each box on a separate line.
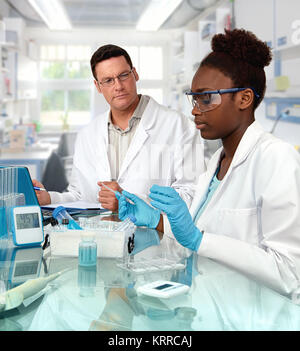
[186, 87, 260, 112]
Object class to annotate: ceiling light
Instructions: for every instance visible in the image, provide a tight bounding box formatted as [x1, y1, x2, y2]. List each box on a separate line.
[136, 0, 184, 31]
[27, 0, 72, 31]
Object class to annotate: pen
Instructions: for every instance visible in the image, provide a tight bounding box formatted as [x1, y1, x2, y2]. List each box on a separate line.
[34, 186, 47, 192]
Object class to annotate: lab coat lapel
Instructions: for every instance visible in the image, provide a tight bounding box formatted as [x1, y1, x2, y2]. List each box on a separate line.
[118, 98, 156, 180]
[190, 121, 265, 221]
[190, 148, 223, 220]
[118, 127, 149, 180]
[94, 110, 112, 180]
[230, 120, 265, 169]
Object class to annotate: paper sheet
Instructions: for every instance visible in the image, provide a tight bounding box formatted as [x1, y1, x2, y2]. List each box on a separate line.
[42, 200, 104, 210]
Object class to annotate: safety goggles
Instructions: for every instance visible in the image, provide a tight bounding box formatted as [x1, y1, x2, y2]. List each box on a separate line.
[186, 88, 260, 112]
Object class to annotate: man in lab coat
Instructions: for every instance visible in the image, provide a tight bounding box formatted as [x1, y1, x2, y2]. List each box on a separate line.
[34, 44, 204, 210]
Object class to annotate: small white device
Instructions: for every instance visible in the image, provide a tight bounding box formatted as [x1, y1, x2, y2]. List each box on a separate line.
[11, 205, 44, 247]
[137, 280, 190, 299]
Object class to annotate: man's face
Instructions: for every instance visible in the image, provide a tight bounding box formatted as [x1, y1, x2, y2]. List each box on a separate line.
[94, 55, 139, 112]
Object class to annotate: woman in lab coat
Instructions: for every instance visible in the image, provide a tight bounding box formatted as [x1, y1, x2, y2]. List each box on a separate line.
[117, 28, 300, 296]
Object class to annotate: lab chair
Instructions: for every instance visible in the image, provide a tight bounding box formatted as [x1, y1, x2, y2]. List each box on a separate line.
[56, 132, 77, 182]
[41, 151, 69, 192]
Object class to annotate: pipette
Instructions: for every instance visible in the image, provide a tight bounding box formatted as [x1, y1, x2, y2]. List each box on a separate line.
[100, 183, 134, 204]
[100, 182, 118, 195]
[100, 183, 136, 223]
[0, 269, 69, 312]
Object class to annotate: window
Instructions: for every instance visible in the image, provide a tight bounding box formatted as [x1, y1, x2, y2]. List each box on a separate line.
[139, 46, 163, 80]
[140, 88, 163, 104]
[123, 46, 164, 103]
[39, 45, 92, 128]
[40, 62, 65, 79]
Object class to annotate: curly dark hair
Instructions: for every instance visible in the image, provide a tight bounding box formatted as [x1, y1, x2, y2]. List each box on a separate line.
[90, 44, 133, 80]
[200, 28, 272, 109]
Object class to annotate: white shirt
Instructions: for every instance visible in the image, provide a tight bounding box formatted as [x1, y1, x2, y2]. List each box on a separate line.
[107, 95, 149, 179]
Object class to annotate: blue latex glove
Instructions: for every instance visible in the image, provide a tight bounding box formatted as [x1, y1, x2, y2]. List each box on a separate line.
[116, 190, 161, 229]
[149, 185, 203, 251]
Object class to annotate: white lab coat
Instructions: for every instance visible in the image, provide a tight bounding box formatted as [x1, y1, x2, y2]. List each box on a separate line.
[50, 96, 205, 206]
[164, 121, 300, 296]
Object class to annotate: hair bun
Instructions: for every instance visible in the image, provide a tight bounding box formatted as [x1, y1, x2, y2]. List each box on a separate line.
[211, 29, 272, 68]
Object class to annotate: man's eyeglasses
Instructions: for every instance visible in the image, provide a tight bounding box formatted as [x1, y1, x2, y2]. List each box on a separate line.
[97, 69, 133, 87]
[186, 88, 260, 112]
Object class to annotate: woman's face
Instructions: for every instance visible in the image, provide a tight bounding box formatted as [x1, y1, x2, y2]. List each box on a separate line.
[190, 65, 245, 141]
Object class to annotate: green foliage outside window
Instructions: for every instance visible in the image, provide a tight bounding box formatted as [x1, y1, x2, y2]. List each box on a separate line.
[41, 90, 64, 111]
[67, 62, 90, 79]
[69, 90, 90, 111]
[40, 62, 65, 79]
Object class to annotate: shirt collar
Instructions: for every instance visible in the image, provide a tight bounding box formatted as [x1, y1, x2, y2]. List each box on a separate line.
[108, 94, 145, 127]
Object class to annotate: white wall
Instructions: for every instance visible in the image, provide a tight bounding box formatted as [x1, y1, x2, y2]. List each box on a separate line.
[235, 0, 300, 147]
[0, 0, 10, 18]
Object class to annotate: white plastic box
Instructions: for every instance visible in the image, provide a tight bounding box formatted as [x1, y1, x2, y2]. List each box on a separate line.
[49, 219, 135, 258]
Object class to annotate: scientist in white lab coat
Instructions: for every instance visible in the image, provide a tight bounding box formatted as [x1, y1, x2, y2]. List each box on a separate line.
[34, 45, 204, 210]
[117, 29, 300, 296]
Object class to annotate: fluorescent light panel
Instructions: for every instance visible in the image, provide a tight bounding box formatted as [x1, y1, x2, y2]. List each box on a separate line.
[28, 0, 72, 30]
[136, 0, 184, 31]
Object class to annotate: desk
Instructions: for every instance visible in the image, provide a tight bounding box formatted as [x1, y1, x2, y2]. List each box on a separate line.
[0, 220, 300, 331]
[0, 148, 52, 180]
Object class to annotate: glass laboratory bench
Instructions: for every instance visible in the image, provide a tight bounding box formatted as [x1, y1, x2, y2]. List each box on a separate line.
[1, 213, 300, 332]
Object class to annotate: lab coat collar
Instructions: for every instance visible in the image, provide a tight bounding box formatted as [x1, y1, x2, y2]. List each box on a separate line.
[206, 120, 265, 175]
[94, 96, 158, 181]
[99, 95, 156, 130]
[139, 96, 159, 131]
[230, 120, 265, 168]
[98, 109, 110, 144]
[191, 120, 266, 220]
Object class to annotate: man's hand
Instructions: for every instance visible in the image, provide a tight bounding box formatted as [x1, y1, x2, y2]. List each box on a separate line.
[32, 179, 51, 205]
[97, 181, 123, 211]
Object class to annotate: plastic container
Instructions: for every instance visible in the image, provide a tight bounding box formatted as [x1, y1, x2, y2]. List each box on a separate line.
[78, 231, 97, 267]
[50, 217, 136, 258]
[52, 206, 82, 230]
[78, 265, 97, 297]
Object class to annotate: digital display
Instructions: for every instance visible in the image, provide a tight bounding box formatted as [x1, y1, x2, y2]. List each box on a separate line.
[16, 212, 40, 229]
[155, 283, 173, 290]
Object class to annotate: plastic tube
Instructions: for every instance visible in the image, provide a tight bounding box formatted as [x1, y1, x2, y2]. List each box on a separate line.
[52, 206, 82, 230]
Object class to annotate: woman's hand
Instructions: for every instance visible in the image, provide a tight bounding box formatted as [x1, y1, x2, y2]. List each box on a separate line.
[116, 190, 160, 229]
[149, 185, 203, 251]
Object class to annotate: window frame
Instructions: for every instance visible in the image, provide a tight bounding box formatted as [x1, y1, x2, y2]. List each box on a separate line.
[38, 44, 93, 130]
